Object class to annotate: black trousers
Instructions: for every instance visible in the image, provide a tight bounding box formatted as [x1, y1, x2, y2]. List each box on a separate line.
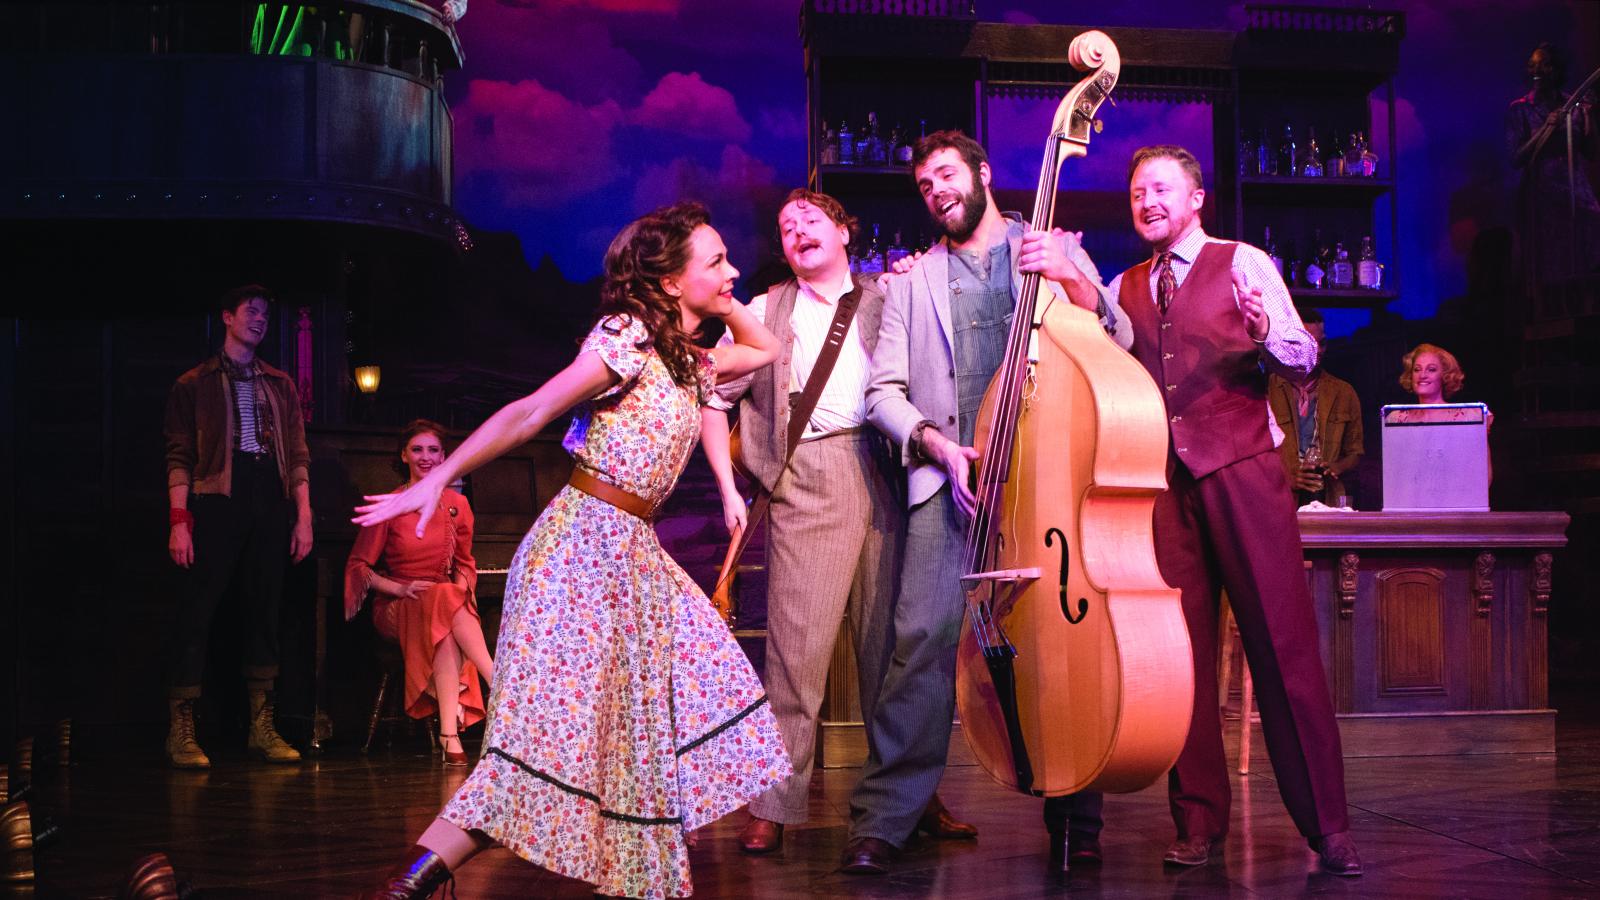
[168, 452, 292, 698]
[1043, 792, 1105, 837]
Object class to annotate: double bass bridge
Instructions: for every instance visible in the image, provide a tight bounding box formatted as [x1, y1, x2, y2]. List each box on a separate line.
[961, 566, 1041, 656]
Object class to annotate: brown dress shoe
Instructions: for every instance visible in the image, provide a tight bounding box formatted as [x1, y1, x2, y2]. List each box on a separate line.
[916, 793, 978, 839]
[1312, 831, 1363, 876]
[1163, 835, 1220, 867]
[839, 837, 895, 875]
[739, 816, 783, 854]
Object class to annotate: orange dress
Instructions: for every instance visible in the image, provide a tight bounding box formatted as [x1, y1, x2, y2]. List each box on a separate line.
[344, 487, 485, 728]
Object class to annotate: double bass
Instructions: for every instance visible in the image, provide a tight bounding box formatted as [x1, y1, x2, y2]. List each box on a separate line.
[955, 31, 1193, 797]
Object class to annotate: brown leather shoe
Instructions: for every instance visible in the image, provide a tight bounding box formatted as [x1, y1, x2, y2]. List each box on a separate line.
[839, 837, 895, 875]
[1312, 831, 1363, 876]
[739, 816, 783, 854]
[1163, 835, 1221, 867]
[916, 793, 978, 839]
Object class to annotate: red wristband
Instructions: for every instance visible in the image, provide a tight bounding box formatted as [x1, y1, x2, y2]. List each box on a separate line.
[170, 508, 194, 527]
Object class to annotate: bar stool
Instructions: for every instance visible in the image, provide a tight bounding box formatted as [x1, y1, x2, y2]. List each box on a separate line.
[1217, 594, 1256, 774]
[362, 632, 437, 755]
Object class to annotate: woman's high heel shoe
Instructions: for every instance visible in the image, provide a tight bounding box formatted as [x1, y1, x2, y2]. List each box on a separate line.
[359, 844, 452, 899]
[439, 733, 467, 767]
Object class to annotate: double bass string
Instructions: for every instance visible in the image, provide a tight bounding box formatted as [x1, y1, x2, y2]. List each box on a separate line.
[961, 133, 1065, 654]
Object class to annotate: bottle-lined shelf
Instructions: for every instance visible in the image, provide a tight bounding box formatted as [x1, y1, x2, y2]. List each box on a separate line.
[1242, 176, 1394, 199]
[1289, 288, 1398, 308]
[816, 164, 916, 178]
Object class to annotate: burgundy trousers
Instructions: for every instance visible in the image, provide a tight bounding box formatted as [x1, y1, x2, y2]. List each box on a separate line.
[1157, 449, 1349, 841]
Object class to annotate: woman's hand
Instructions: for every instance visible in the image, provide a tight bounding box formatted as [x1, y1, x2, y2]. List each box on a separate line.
[399, 579, 437, 600]
[354, 474, 445, 538]
[721, 490, 748, 536]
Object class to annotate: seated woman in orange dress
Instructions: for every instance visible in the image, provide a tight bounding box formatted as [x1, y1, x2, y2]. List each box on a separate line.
[345, 419, 494, 765]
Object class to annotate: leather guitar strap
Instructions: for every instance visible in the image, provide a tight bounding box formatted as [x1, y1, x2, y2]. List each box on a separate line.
[713, 278, 867, 602]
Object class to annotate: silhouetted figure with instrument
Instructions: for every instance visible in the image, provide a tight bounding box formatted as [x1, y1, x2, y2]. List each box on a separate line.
[1507, 41, 1600, 292]
[1111, 144, 1361, 876]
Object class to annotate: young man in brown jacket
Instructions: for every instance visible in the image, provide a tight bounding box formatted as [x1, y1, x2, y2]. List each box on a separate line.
[163, 284, 313, 767]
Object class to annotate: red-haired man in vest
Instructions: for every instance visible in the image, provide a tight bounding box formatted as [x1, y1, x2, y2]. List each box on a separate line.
[1110, 145, 1360, 876]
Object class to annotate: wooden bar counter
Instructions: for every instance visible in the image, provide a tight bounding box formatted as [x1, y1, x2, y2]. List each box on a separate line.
[1300, 510, 1569, 757]
[819, 510, 1570, 767]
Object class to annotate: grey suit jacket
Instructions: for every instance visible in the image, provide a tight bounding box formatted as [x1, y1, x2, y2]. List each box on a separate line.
[714, 275, 885, 494]
[865, 222, 1131, 508]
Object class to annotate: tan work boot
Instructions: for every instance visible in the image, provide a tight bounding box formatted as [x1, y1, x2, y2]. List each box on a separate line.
[165, 698, 210, 769]
[247, 691, 301, 763]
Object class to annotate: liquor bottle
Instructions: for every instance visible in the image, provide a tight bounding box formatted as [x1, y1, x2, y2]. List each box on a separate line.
[838, 120, 855, 165]
[1258, 127, 1274, 176]
[857, 224, 886, 274]
[1287, 257, 1303, 288]
[1343, 132, 1362, 179]
[1304, 228, 1327, 288]
[1277, 124, 1297, 177]
[1358, 132, 1379, 177]
[1240, 133, 1259, 177]
[892, 123, 913, 165]
[1357, 235, 1382, 289]
[1330, 241, 1354, 289]
[1323, 126, 1345, 177]
[863, 112, 887, 165]
[1264, 226, 1284, 277]
[886, 229, 911, 270]
[1299, 127, 1323, 177]
[820, 121, 839, 165]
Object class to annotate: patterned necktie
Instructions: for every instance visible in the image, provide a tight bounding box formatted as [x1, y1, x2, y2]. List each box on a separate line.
[1155, 251, 1177, 315]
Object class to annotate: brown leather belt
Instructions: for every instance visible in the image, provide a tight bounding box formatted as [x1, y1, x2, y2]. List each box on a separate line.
[568, 467, 657, 520]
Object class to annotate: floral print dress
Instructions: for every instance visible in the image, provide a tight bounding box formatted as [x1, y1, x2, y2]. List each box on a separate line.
[441, 316, 790, 899]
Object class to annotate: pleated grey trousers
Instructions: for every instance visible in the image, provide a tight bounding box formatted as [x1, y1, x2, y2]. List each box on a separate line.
[748, 430, 902, 824]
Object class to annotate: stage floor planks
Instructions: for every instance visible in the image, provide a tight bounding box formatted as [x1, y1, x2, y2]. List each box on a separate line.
[17, 691, 1600, 898]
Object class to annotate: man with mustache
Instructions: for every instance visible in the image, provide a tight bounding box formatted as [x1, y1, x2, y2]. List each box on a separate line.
[164, 284, 312, 769]
[1112, 144, 1360, 875]
[707, 189, 975, 857]
[856, 130, 1130, 874]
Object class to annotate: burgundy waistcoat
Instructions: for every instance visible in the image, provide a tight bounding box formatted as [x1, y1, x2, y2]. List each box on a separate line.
[1119, 241, 1273, 479]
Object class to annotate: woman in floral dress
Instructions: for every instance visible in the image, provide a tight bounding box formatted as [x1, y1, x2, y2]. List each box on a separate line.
[358, 202, 789, 899]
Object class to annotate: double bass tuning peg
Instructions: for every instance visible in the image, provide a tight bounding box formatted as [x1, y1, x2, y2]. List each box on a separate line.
[1094, 119, 1104, 134]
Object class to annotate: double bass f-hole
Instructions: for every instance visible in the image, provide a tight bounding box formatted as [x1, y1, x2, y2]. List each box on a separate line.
[1045, 527, 1089, 624]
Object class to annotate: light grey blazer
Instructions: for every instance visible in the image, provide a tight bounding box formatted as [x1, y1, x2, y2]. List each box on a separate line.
[865, 223, 1132, 508]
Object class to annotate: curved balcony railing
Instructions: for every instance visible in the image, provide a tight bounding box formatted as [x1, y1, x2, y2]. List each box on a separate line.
[1, 1, 464, 241]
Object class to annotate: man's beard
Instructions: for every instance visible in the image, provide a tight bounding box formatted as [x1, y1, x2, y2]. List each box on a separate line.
[931, 184, 988, 243]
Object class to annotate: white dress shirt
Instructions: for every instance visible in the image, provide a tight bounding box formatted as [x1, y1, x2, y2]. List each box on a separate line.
[714, 272, 872, 438]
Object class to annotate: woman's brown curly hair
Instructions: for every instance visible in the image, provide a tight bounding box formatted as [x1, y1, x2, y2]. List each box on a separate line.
[594, 202, 712, 389]
[1398, 343, 1465, 399]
